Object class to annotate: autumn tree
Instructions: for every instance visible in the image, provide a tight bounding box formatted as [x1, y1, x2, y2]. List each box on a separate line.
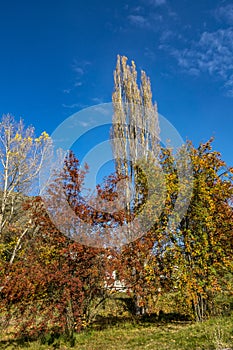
[0, 151, 112, 342]
[110, 56, 233, 321]
[156, 139, 233, 321]
[111, 55, 160, 221]
[0, 114, 51, 266]
[115, 139, 233, 320]
[109, 55, 167, 314]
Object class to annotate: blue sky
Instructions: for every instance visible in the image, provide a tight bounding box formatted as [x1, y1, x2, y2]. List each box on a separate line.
[0, 0, 232, 168]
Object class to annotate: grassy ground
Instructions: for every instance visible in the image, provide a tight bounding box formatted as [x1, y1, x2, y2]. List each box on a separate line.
[0, 314, 232, 349]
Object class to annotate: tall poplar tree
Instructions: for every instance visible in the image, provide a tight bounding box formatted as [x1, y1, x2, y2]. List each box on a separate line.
[111, 56, 162, 313]
[111, 55, 160, 219]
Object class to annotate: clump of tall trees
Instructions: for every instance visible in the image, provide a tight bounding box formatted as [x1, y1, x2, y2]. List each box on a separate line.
[0, 57, 232, 343]
[110, 56, 233, 320]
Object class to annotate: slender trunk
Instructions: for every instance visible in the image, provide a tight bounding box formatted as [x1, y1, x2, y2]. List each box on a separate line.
[9, 227, 28, 265]
[0, 142, 10, 235]
[65, 298, 75, 345]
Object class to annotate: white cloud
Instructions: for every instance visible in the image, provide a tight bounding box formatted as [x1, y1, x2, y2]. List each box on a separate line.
[144, 47, 156, 60]
[127, 1, 176, 32]
[63, 89, 71, 94]
[224, 74, 233, 97]
[132, 6, 144, 13]
[160, 29, 174, 42]
[170, 28, 233, 96]
[72, 59, 91, 76]
[128, 12, 164, 30]
[149, 0, 166, 6]
[128, 14, 150, 28]
[92, 97, 104, 104]
[74, 81, 83, 87]
[216, 4, 233, 25]
[63, 60, 91, 95]
[142, 0, 166, 7]
[73, 66, 84, 75]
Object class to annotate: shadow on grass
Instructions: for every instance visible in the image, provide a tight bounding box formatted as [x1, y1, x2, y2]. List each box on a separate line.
[0, 331, 66, 349]
[0, 335, 38, 349]
[90, 311, 192, 331]
[0, 312, 192, 347]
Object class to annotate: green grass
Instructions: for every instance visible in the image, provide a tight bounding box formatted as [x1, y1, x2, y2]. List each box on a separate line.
[0, 314, 233, 349]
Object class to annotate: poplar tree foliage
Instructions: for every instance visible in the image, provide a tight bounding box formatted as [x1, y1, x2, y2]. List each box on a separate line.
[111, 55, 160, 218]
[110, 56, 167, 315]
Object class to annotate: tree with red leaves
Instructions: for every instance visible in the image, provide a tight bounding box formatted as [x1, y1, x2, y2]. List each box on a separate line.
[0, 151, 111, 343]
